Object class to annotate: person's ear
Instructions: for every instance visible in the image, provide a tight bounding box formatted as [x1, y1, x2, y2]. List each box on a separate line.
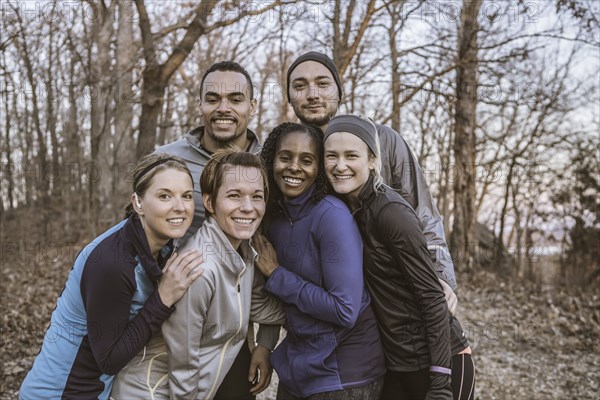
[132, 193, 143, 215]
[249, 98, 257, 118]
[202, 193, 214, 215]
[368, 154, 376, 172]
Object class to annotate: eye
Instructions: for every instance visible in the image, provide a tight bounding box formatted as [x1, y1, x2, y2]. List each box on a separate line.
[183, 193, 193, 200]
[325, 154, 336, 159]
[204, 96, 219, 104]
[301, 158, 314, 166]
[228, 193, 241, 199]
[292, 83, 306, 90]
[317, 82, 331, 88]
[253, 194, 264, 200]
[278, 154, 291, 162]
[159, 193, 171, 200]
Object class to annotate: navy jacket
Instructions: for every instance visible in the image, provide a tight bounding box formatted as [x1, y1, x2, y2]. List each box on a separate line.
[19, 215, 173, 400]
[265, 186, 385, 398]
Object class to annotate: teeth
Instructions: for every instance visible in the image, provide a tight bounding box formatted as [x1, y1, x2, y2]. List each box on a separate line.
[283, 177, 303, 184]
[214, 119, 234, 124]
[233, 218, 253, 225]
[335, 175, 353, 180]
[168, 218, 184, 223]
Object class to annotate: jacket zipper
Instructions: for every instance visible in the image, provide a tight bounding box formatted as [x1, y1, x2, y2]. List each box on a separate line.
[205, 264, 247, 399]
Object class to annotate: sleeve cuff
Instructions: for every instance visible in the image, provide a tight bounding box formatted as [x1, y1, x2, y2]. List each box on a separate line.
[430, 365, 452, 375]
[256, 324, 281, 351]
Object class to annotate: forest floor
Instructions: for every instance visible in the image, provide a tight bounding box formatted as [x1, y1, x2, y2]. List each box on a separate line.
[1, 244, 599, 399]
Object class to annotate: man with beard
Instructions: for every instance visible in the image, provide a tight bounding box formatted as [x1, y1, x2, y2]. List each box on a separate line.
[286, 52, 475, 400]
[156, 61, 278, 400]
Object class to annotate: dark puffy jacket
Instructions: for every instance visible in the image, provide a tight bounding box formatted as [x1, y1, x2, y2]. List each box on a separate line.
[352, 176, 452, 399]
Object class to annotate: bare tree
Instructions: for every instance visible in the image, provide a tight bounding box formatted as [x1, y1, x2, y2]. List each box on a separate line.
[451, 0, 483, 271]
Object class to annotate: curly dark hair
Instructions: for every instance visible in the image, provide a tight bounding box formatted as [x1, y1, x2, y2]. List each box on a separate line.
[260, 122, 330, 210]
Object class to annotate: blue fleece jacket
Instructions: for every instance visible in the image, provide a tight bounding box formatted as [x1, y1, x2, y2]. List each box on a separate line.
[265, 186, 385, 398]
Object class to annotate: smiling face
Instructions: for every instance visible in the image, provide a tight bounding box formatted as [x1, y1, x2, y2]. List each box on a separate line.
[134, 168, 194, 255]
[288, 61, 339, 130]
[199, 70, 257, 152]
[203, 165, 266, 249]
[273, 131, 319, 199]
[324, 132, 375, 202]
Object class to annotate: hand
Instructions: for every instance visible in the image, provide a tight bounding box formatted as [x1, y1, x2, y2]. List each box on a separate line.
[248, 345, 273, 395]
[439, 279, 458, 316]
[157, 250, 204, 307]
[253, 233, 279, 278]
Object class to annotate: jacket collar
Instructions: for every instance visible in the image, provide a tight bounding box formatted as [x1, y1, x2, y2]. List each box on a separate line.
[351, 175, 378, 216]
[185, 126, 261, 157]
[198, 216, 257, 275]
[122, 214, 173, 282]
[279, 184, 317, 222]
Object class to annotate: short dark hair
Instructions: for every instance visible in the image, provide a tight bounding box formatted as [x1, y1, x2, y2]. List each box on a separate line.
[200, 61, 254, 99]
[260, 122, 329, 208]
[200, 148, 268, 218]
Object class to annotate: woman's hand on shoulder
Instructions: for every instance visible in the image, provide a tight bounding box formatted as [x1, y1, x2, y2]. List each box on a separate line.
[253, 233, 279, 278]
[157, 250, 204, 307]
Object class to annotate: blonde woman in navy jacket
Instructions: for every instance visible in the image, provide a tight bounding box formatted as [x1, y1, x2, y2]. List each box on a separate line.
[254, 123, 386, 399]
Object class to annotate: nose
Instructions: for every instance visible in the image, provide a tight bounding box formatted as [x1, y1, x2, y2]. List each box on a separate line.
[288, 159, 300, 172]
[335, 158, 347, 172]
[240, 196, 253, 212]
[307, 84, 319, 101]
[216, 99, 231, 112]
[173, 196, 185, 212]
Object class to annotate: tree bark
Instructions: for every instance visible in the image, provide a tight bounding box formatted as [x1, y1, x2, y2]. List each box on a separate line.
[88, 1, 116, 231]
[451, 0, 482, 271]
[114, 0, 137, 212]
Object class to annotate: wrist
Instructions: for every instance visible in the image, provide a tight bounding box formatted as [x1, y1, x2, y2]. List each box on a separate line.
[157, 287, 174, 308]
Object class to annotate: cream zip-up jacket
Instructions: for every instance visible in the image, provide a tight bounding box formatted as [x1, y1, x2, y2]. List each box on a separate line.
[110, 218, 285, 400]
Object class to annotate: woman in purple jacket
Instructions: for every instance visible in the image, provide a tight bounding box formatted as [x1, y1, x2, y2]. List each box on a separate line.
[253, 122, 385, 399]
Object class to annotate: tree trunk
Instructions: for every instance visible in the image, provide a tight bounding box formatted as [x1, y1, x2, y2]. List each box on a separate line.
[89, 1, 116, 231]
[451, 0, 482, 271]
[2, 52, 15, 210]
[114, 0, 137, 212]
[387, 3, 401, 133]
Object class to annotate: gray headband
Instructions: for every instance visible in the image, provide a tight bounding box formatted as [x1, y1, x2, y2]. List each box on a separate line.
[323, 115, 378, 155]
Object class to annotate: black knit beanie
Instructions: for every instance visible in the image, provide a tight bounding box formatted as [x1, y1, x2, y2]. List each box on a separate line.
[323, 115, 378, 156]
[286, 51, 343, 103]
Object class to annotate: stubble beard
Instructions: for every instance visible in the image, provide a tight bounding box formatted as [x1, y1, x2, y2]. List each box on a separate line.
[293, 102, 338, 129]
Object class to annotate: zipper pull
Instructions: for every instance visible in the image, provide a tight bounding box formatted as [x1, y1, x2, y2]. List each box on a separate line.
[237, 283, 240, 292]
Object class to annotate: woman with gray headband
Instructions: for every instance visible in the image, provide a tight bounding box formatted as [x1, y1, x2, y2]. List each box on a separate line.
[19, 153, 204, 400]
[323, 115, 475, 400]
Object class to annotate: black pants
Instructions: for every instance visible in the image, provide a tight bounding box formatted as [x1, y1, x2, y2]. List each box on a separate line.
[215, 341, 255, 400]
[380, 353, 476, 400]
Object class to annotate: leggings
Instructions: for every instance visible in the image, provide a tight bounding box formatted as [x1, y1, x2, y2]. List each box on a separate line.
[451, 353, 475, 400]
[380, 353, 476, 400]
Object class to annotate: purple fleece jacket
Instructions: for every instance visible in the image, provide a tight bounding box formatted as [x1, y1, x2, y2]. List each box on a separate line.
[265, 186, 385, 398]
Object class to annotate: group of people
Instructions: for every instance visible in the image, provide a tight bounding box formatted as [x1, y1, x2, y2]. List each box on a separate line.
[19, 52, 475, 400]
